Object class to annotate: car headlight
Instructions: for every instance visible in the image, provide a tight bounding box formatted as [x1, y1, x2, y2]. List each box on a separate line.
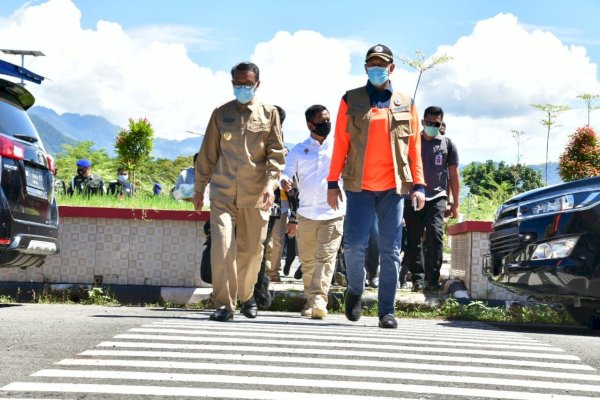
[530, 237, 578, 260]
[519, 194, 574, 218]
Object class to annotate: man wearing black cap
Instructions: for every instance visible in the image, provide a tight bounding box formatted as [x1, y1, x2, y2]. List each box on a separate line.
[67, 159, 105, 196]
[327, 44, 426, 329]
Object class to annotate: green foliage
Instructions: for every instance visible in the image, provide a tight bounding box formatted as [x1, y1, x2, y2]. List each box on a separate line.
[84, 287, 118, 305]
[440, 298, 574, 324]
[0, 294, 14, 303]
[558, 126, 600, 182]
[115, 118, 155, 189]
[54, 141, 115, 184]
[460, 193, 505, 222]
[144, 155, 195, 194]
[54, 143, 198, 200]
[462, 160, 543, 197]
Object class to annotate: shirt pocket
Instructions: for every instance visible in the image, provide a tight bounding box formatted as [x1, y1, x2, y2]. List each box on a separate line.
[390, 111, 413, 142]
[245, 119, 270, 156]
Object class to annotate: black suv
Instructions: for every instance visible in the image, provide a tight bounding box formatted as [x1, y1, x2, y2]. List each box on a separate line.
[487, 176, 600, 329]
[0, 59, 59, 268]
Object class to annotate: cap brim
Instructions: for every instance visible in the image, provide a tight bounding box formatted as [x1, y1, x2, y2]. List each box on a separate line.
[366, 53, 393, 63]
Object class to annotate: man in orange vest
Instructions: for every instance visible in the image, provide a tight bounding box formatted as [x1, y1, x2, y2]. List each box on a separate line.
[327, 44, 425, 329]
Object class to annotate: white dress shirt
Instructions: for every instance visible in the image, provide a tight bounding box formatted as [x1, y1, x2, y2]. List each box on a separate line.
[281, 136, 346, 220]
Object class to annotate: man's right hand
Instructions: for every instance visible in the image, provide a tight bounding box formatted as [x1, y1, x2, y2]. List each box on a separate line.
[281, 177, 293, 192]
[327, 188, 343, 210]
[192, 190, 204, 212]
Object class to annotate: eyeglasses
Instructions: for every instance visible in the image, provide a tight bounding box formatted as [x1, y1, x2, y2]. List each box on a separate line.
[424, 121, 442, 128]
[232, 83, 255, 89]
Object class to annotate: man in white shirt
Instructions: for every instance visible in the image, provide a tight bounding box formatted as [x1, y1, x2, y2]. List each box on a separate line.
[281, 105, 345, 319]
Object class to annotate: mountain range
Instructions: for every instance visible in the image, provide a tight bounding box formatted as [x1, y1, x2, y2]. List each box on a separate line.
[29, 106, 563, 184]
[29, 106, 201, 159]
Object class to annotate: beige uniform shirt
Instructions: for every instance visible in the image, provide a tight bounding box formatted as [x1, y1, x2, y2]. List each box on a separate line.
[194, 98, 285, 208]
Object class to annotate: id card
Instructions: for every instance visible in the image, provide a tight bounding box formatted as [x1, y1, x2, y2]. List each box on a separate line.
[435, 153, 443, 166]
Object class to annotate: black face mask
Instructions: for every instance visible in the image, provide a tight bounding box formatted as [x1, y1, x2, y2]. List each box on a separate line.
[312, 121, 331, 138]
[77, 168, 85, 177]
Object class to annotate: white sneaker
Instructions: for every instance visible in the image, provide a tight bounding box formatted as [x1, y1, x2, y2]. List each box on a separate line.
[300, 307, 312, 317]
[312, 306, 327, 319]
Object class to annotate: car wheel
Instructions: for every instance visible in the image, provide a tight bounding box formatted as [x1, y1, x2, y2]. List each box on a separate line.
[566, 306, 600, 331]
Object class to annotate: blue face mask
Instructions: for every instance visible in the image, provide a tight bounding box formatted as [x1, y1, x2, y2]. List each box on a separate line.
[117, 174, 128, 183]
[233, 84, 255, 104]
[367, 66, 389, 86]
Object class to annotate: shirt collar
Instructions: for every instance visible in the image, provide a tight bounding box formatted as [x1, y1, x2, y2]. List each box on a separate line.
[305, 136, 327, 147]
[236, 97, 258, 111]
[366, 80, 393, 96]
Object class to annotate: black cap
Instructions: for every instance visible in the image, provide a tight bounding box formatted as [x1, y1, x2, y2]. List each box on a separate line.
[365, 44, 393, 63]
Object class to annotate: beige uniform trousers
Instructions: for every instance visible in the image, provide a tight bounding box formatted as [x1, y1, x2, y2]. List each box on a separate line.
[265, 211, 288, 275]
[210, 199, 269, 311]
[297, 215, 344, 309]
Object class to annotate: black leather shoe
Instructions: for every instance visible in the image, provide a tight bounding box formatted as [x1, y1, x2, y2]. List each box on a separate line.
[209, 308, 233, 322]
[240, 298, 258, 319]
[412, 282, 425, 292]
[345, 292, 362, 322]
[424, 283, 443, 293]
[379, 314, 398, 329]
[294, 265, 303, 280]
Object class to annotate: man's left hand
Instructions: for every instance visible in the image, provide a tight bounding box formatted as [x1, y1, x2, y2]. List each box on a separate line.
[445, 203, 459, 219]
[286, 223, 297, 237]
[261, 186, 275, 211]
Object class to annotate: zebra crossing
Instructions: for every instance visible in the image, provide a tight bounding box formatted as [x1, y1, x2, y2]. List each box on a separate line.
[2, 312, 600, 399]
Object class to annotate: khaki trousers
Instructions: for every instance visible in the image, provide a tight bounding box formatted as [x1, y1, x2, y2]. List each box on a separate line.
[297, 215, 344, 309]
[265, 212, 288, 275]
[210, 199, 269, 311]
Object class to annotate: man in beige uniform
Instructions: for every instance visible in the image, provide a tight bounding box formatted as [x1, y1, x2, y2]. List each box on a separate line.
[192, 61, 285, 322]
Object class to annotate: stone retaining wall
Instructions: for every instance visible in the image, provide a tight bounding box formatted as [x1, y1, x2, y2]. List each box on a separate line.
[0, 206, 211, 288]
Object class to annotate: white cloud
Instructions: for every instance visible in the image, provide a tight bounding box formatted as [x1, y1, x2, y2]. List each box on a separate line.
[249, 30, 369, 143]
[1, 2, 598, 166]
[0, 0, 230, 141]
[415, 13, 600, 164]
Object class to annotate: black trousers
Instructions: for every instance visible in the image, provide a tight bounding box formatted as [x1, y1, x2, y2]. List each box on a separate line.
[402, 197, 446, 286]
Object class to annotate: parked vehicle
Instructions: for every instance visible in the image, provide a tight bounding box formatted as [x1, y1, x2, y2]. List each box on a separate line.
[0, 59, 59, 268]
[486, 176, 600, 329]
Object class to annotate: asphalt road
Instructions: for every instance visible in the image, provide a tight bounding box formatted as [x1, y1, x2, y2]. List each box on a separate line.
[1, 304, 600, 399]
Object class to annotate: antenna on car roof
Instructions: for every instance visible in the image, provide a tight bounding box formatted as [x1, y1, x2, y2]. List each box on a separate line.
[0, 49, 45, 86]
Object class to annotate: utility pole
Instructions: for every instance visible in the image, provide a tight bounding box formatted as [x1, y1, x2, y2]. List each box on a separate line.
[0, 49, 45, 86]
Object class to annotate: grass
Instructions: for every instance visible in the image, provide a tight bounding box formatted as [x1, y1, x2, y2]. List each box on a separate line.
[56, 193, 199, 211]
[3, 285, 576, 326]
[19, 286, 120, 306]
[0, 294, 14, 303]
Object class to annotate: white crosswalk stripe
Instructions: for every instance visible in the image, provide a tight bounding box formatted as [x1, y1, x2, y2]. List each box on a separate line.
[2, 313, 600, 399]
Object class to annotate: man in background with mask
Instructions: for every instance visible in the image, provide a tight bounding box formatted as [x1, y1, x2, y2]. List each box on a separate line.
[402, 106, 460, 292]
[67, 159, 105, 196]
[281, 104, 344, 319]
[327, 44, 425, 329]
[108, 167, 134, 198]
[192, 61, 285, 322]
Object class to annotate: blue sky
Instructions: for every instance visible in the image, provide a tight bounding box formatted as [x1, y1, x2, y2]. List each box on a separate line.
[1, 0, 599, 164]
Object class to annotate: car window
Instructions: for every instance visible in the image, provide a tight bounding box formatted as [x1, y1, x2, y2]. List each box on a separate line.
[0, 98, 42, 144]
